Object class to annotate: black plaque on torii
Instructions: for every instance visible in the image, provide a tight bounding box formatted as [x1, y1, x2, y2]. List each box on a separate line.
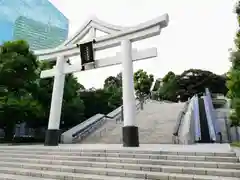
[77, 40, 95, 71]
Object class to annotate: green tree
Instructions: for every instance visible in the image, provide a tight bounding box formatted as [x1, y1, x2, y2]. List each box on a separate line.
[104, 72, 122, 89]
[226, 1, 240, 129]
[80, 89, 113, 119]
[0, 40, 125, 140]
[158, 75, 178, 102]
[104, 85, 122, 110]
[0, 40, 42, 140]
[162, 71, 175, 83]
[177, 69, 227, 101]
[158, 69, 227, 102]
[61, 74, 85, 129]
[152, 79, 161, 91]
[103, 72, 122, 109]
[26, 61, 54, 129]
[134, 69, 154, 98]
[30, 64, 86, 130]
[104, 76, 121, 89]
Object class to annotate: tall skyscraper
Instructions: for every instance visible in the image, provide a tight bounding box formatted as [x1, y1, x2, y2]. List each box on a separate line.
[0, 0, 69, 50]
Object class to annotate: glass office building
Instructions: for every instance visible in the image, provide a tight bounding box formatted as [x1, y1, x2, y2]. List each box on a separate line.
[0, 0, 69, 50]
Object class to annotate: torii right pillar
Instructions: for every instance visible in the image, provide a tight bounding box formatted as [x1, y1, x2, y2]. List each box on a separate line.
[121, 39, 139, 147]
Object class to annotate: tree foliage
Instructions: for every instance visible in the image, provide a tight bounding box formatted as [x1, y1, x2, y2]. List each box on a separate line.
[158, 72, 178, 102]
[178, 69, 227, 101]
[104, 72, 122, 90]
[103, 72, 122, 110]
[27, 63, 86, 130]
[162, 71, 175, 83]
[226, 1, 240, 127]
[0, 40, 42, 139]
[0, 40, 124, 141]
[134, 69, 154, 98]
[158, 69, 227, 102]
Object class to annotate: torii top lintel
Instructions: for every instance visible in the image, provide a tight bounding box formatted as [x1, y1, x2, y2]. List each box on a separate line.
[34, 14, 169, 61]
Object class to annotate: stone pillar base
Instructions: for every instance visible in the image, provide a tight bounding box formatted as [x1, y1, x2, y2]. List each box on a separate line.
[44, 129, 60, 146]
[122, 126, 139, 147]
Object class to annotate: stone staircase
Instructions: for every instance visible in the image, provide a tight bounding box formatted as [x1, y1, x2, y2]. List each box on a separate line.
[81, 101, 185, 144]
[79, 120, 120, 143]
[0, 145, 239, 179]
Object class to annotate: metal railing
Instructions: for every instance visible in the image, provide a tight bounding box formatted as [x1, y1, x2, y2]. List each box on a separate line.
[205, 88, 222, 142]
[193, 95, 201, 142]
[174, 95, 201, 144]
[61, 114, 105, 143]
[61, 96, 148, 144]
[72, 115, 106, 142]
[172, 91, 227, 144]
[172, 100, 190, 144]
[178, 97, 195, 144]
[203, 90, 217, 142]
[203, 96, 216, 142]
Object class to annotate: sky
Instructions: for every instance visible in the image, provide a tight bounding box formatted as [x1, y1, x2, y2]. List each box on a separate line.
[49, 0, 238, 89]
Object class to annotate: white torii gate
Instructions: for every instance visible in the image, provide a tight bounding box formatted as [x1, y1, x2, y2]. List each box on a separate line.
[34, 14, 169, 147]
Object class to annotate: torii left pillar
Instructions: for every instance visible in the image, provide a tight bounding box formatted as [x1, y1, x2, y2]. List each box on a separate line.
[45, 56, 66, 146]
[121, 39, 139, 147]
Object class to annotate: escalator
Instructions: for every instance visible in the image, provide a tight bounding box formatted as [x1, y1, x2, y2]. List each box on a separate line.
[198, 98, 211, 143]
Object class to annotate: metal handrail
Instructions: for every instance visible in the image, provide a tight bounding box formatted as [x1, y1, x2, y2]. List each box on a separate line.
[72, 109, 123, 141]
[172, 101, 190, 138]
[173, 95, 202, 144]
[205, 88, 222, 143]
[203, 96, 216, 142]
[193, 95, 201, 142]
[70, 95, 148, 143]
[72, 116, 105, 138]
[72, 116, 107, 142]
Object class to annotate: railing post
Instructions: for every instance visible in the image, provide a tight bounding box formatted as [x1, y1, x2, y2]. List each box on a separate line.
[224, 115, 231, 143]
[121, 106, 124, 122]
[140, 96, 144, 110]
[218, 132, 223, 143]
[236, 126, 240, 142]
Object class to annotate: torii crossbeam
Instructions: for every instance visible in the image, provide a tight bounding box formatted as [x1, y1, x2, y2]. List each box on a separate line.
[34, 14, 169, 147]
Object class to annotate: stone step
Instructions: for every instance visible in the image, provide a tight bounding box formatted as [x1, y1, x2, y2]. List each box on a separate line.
[0, 164, 238, 180]
[74, 101, 185, 144]
[0, 173, 55, 180]
[0, 167, 142, 180]
[0, 159, 240, 178]
[0, 144, 238, 179]
[1, 156, 239, 170]
[0, 151, 237, 163]
[0, 148, 236, 157]
[80, 120, 119, 144]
